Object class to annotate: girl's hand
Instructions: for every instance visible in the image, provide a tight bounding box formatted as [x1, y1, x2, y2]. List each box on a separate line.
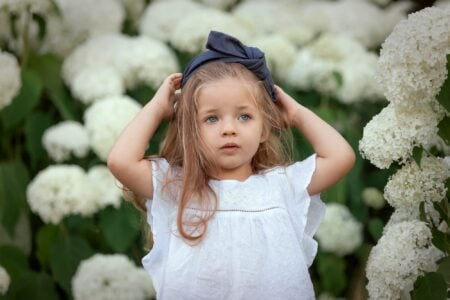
[152, 73, 182, 120]
[274, 85, 302, 127]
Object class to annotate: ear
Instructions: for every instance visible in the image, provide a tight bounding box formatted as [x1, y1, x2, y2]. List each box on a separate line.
[260, 126, 270, 144]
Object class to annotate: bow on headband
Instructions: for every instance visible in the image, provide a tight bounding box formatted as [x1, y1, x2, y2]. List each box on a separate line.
[181, 31, 276, 101]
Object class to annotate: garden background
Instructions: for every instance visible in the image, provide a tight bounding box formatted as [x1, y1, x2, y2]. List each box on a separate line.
[0, 0, 449, 299]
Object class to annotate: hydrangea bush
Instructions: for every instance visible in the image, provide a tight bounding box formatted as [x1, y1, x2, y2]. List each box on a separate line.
[0, 0, 444, 299]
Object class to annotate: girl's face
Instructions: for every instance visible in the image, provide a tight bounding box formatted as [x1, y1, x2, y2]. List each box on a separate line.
[196, 77, 266, 181]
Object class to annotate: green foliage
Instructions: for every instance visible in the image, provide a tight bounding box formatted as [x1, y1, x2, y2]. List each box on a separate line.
[436, 54, 450, 111]
[49, 235, 94, 294]
[0, 70, 43, 130]
[99, 202, 141, 253]
[411, 272, 447, 300]
[317, 253, 347, 295]
[0, 161, 30, 235]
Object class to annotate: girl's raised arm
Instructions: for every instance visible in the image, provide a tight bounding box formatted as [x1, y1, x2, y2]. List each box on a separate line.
[275, 85, 356, 196]
[107, 73, 182, 199]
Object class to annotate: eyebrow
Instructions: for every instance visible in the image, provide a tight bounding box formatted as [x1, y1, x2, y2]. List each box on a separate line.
[198, 105, 254, 115]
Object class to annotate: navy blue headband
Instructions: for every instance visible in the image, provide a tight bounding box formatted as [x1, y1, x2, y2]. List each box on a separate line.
[181, 31, 276, 101]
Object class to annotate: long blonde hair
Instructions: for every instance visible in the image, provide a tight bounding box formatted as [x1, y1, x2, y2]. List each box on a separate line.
[125, 61, 292, 247]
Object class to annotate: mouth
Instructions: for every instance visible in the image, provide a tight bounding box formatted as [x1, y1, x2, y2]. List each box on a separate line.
[220, 143, 240, 152]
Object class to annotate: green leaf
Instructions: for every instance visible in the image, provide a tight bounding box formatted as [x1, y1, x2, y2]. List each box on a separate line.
[13, 271, 59, 300]
[99, 202, 140, 252]
[0, 245, 28, 284]
[24, 111, 54, 171]
[433, 200, 449, 225]
[412, 147, 423, 168]
[437, 256, 450, 284]
[419, 202, 427, 223]
[411, 272, 447, 300]
[0, 69, 43, 130]
[27, 54, 79, 120]
[317, 253, 347, 295]
[0, 160, 30, 235]
[437, 115, 450, 144]
[36, 224, 60, 269]
[431, 227, 450, 253]
[368, 218, 384, 241]
[49, 235, 93, 294]
[332, 70, 343, 88]
[436, 54, 450, 112]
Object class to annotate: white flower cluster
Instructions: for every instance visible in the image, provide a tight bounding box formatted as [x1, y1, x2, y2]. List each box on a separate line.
[114, 0, 146, 26]
[383, 155, 449, 226]
[376, 7, 450, 109]
[0, 50, 21, 111]
[287, 34, 383, 103]
[362, 187, 385, 210]
[139, 0, 204, 42]
[83, 95, 142, 161]
[72, 254, 155, 300]
[366, 220, 444, 299]
[359, 102, 445, 169]
[169, 8, 253, 54]
[299, 0, 411, 48]
[198, 0, 239, 10]
[250, 34, 296, 81]
[0, 0, 53, 14]
[232, 1, 302, 35]
[42, 121, 90, 162]
[43, 0, 124, 57]
[0, 265, 10, 295]
[27, 164, 122, 224]
[315, 203, 363, 256]
[63, 34, 178, 104]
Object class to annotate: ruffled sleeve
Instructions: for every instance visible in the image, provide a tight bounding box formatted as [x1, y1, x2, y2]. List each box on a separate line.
[142, 157, 176, 293]
[281, 153, 326, 267]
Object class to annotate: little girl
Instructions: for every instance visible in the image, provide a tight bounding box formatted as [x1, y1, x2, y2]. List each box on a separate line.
[108, 31, 355, 300]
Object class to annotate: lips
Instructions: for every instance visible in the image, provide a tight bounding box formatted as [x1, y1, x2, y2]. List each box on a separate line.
[220, 143, 239, 149]
[220, 143, 240, 153]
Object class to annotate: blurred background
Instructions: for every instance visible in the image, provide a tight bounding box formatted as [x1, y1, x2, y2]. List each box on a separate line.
[0, 0, 449, 299]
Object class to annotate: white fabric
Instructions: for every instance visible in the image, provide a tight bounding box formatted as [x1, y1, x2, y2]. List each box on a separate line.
[142, 154, 326, 300]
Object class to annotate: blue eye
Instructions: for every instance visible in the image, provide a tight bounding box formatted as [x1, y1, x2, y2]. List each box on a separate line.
[239, 114, 251, 121]
[206, 116, 218, 123]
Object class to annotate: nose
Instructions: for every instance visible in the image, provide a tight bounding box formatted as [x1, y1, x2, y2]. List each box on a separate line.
[221, 119, 237, 136]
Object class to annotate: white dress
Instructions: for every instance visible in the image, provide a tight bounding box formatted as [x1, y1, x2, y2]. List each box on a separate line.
[142, 154, 326, 300]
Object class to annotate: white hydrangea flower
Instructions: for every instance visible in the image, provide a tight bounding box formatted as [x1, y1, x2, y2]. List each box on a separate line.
[376, 7, 450, 109]
[434, 0, 450, 9]
[63, 34, 178, 103]
[42, 0, 125, 57]
[72, 254, 156, 300]
[197, 0, 238, 10]
[26, 165, 99, 224]
[251, 34, 296, 81]
[139, 0, 203, 42]
[277, 26, 315, 48]
[0, 50, 21, 111]
[384, 155, 450, 210]
[87, 165, 122, 209]
[299, 0, 410, 48]
[0, 265, 10, 295]
[170, 8, 253, 54]
[113, 0, 146, 26]
[366, 220, 444, 299]
[287, 34, 383, 103]
[232, 0, 302, 35]
[83, 95, 141, 161]
[71, 66, 124, 104]
[315, 203, 363, 256]
[42, 121, 90, 162]
[362, 187, 385, 210]
[359, 102, 445, 169]
[0, 0, 53, 14]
